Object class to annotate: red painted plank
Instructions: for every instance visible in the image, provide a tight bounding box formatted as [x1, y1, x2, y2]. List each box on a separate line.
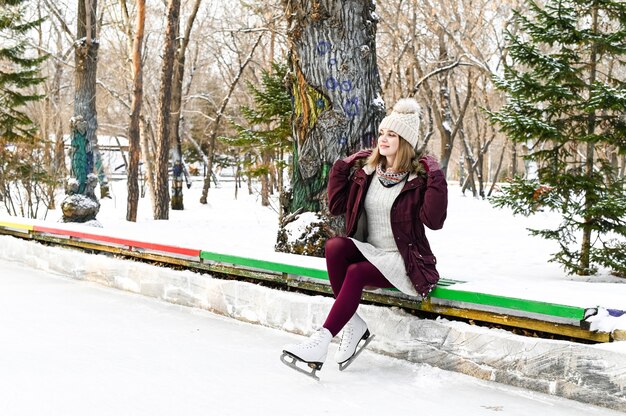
[33, 225, 200, 257]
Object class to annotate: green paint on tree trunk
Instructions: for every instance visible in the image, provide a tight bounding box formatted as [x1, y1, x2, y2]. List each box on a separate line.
[70, 125, 89, 194]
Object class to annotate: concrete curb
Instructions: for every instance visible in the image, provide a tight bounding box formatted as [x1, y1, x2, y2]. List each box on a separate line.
[1, 235, 624, 412]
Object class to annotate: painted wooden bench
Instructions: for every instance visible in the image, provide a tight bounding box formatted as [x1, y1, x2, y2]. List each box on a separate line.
[0, 218, 610, 342]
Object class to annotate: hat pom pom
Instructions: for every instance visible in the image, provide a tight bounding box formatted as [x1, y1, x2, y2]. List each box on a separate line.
[392, 98, 420, 114]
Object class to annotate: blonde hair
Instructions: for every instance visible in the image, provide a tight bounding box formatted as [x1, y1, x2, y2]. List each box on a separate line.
[366, 136, 420, 172]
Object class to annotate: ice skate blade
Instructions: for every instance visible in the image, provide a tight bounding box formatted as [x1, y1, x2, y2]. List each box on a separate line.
[338, 333, 375, 371]
[280, 351, 322, 381]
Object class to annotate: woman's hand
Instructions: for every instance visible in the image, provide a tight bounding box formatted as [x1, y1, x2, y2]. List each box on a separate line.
[419, 155, 440, 172]
[342, 149, 372, 166]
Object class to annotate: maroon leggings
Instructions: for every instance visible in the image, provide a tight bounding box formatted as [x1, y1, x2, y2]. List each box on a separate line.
[322, 237, 393, 336]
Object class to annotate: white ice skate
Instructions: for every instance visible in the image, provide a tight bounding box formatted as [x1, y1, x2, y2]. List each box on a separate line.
[281, 328, 332, 381]
[335, 313, 374, 371]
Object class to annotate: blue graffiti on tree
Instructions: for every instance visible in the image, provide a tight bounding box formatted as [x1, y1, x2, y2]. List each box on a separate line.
[315, 41, 360, 117]
[324, 77, 353, 93]
[325, 77, 339, 90]
[343, 97, 359, 118]
[317, 41, 332, 56]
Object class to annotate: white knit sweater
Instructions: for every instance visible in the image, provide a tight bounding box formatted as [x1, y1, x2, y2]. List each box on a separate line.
[350, 176, 418, 296]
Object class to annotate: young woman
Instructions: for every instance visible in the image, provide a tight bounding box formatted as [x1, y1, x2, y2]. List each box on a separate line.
[281, 98, 448, 378]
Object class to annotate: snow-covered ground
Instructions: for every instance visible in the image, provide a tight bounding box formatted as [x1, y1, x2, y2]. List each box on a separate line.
[1, 260, 621, 416]
[2, 178, 626, 411]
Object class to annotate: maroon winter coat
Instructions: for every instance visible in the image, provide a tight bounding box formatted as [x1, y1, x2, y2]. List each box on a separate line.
[327, 154, 448, 297]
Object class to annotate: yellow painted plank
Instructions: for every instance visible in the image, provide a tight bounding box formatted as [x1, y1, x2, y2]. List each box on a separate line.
[0, 220, 33, 231]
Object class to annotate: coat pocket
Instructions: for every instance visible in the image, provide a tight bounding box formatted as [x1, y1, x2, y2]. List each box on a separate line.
[407, 244, 440, 296]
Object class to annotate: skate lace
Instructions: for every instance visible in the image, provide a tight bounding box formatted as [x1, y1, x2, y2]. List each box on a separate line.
[338, 323, 354, 352]
[304, 329, 327, 350]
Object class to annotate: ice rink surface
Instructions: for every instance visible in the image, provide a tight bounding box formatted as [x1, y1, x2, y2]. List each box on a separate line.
[0, 260, 621, 416]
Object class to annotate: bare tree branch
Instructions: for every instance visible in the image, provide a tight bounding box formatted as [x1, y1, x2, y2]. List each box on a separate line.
[200, 32, 264, 204]
[42, 0, 74, 40]
[411, 56, 473, 95]
[97, 80, 131, 111]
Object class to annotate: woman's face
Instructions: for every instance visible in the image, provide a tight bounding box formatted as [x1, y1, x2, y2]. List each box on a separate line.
[378, 128, 400, 160]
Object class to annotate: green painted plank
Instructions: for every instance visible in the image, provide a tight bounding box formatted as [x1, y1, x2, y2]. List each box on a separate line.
[200, 250, 329, 280]
[200, 250, 464, 287]
[202, 250, 583, 320]
[430, 286, 585, 320]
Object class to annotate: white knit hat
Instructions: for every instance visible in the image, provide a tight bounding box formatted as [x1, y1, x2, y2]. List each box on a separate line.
[378, 98, 421, 148]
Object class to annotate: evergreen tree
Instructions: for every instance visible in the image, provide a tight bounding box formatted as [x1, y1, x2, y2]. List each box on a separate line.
[489, 0, 626, 276]
[0, 0, 45, 141]
[0, 0, 48, 216]
[221, 62, 292, 205]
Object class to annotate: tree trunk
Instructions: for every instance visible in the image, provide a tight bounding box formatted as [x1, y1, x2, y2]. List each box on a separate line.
[260, 149, 271, 206]
[246, 153, 253, 195]
[71, 0, 99, 196]
[579, 4, 599, 275]
[460, 131, 477, 197]
[52, 123, 65, 190]
[169, 14, 184, 211]
[126, 0, 145, 222]
[233, 154, 240, 200]
[42, 86, 53, 210]
[43, 28, 66, 210]
[488, 140, 508, 197]
[282, 0, 384, 214]
[476, 142, 485, 198]
[277, 147, 284, 194]
[436, 30, 454, 177]
[51, 31, 66, 191]
[269, 155, 277, 194]
[510, 142, 518, 178]
[93, 146, 110, 198]
[154, 0, 181, 220]
[170, 0, 201, 210]
[140, 118, 156, 203]
[260, 173, 270, 206]
[454, 77, 476, 195]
